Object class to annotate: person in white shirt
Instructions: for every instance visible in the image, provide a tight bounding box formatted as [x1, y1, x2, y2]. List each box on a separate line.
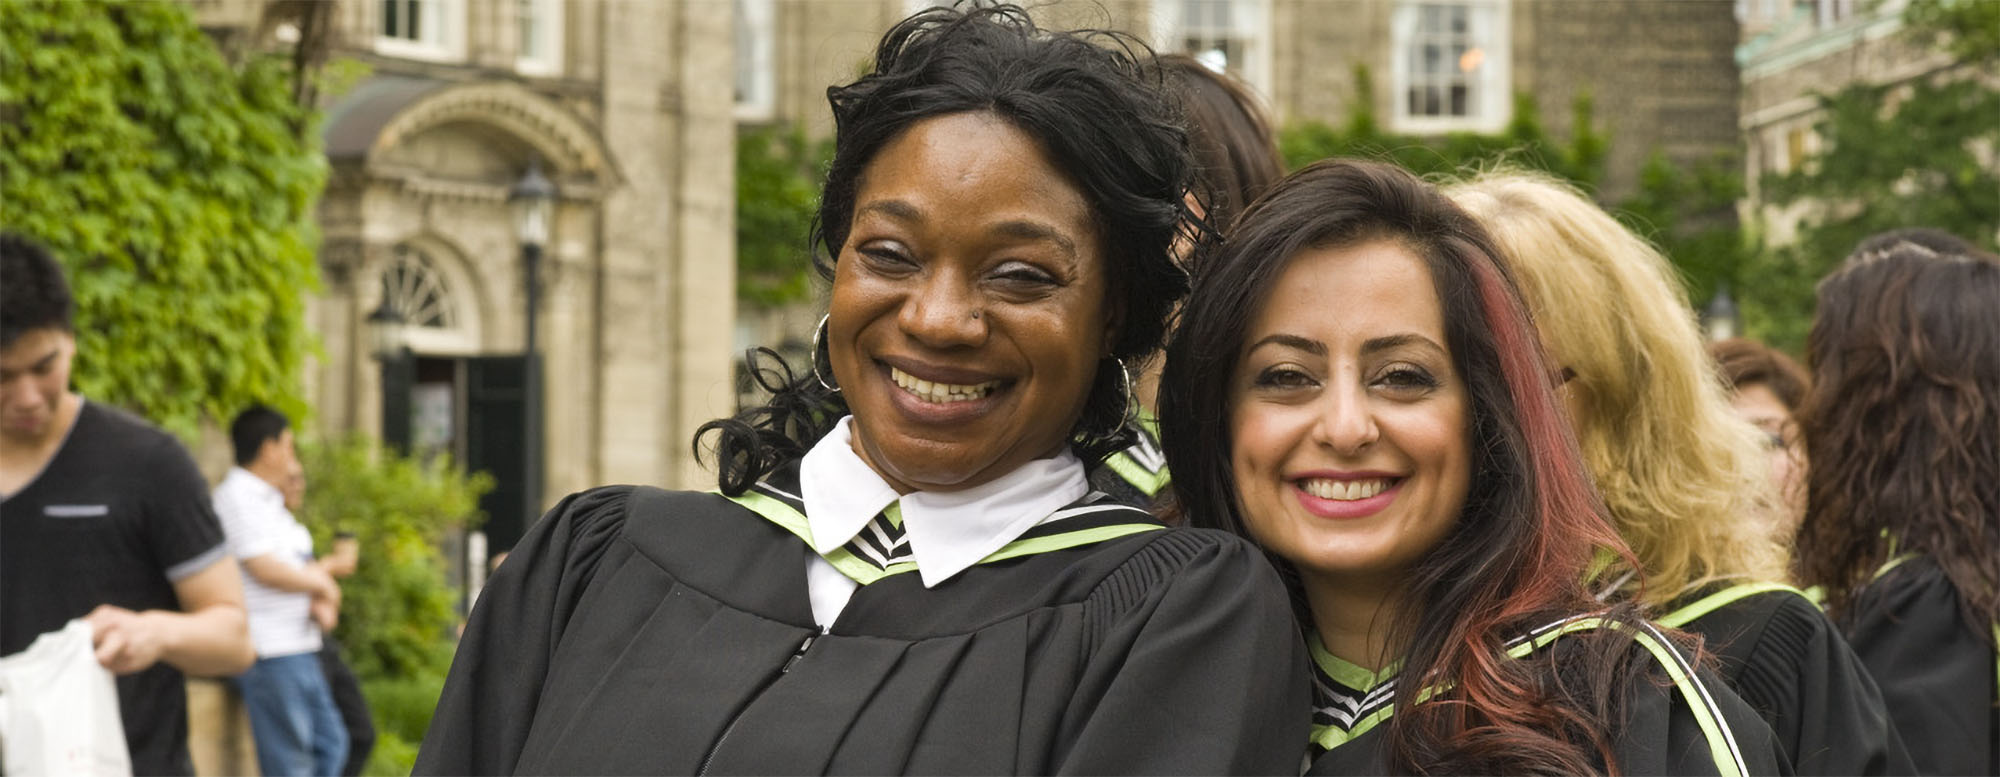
[214, 405, 347, 777]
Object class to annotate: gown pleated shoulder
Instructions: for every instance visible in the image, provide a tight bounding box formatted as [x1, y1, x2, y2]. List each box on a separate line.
[1659, 582, 1914, 774]
[1840, 555, 1999, 776]
[1303, 614, 1789, 776]
[414, 463, 1311, 776]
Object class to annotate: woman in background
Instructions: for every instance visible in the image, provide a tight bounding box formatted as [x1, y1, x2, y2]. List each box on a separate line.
[414, 6, 1308, 774]
[1449, 171, 1909, 774]
[1799, 239, 2000, 775]
[1708, 337, 1811, 539]
[1161, 159, 1781, 775]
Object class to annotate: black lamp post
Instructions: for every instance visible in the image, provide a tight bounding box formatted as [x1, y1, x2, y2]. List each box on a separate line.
[510, 159, 557, 531]
[366, 297, 413, 451]
[1701, 283, 1741, 342]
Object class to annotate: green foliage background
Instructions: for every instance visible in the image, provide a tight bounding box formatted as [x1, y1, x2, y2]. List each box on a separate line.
[736, 125, 833, 309]
[0, 0, 324, 438]
[1746, 1, 2000, 350]
[300, 437, 491, 777]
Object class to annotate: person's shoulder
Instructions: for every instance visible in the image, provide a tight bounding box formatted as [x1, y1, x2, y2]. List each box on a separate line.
[77, 400, 184, 454]
[547, 484, 763, 548]
[1088, 525, 1288, 603]
[1849, 554, 1963, 625]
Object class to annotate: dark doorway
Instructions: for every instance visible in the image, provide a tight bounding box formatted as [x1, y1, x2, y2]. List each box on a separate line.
[381, 354, 539, 554]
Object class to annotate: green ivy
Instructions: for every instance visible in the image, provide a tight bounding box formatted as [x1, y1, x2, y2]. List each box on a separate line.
[298, 435, 491, 776]
[0, 1, 325, 439]
[736, 124, 832, 309]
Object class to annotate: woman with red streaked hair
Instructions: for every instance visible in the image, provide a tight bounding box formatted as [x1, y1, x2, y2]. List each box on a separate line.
[1159, 159, 1784, 775]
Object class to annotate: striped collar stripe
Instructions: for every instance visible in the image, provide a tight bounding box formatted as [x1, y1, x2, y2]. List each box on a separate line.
[725, 480, 1163, 586]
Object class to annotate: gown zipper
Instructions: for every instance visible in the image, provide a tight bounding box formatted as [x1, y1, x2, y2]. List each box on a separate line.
[697, 634, 818, 775]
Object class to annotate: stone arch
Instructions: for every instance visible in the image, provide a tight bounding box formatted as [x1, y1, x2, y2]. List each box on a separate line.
[373, 81, 618, 185]
[324, 77, 619, 191]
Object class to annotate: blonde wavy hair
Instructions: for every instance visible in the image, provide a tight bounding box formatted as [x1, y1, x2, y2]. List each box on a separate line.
[1445, 170, 1790, 605]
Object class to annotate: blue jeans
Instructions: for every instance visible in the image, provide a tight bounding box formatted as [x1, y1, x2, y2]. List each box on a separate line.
[235, 652, 350, 777]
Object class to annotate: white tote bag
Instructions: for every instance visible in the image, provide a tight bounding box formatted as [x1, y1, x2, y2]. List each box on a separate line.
[0, 619, 133, 776]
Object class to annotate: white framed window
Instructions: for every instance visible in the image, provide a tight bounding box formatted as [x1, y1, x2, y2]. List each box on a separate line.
[735, 0, 776, 121]
[1153, 0, 1272, 94]
[1390, 0, 1511, 134]
[376, 0, 465, 62]
[516, 0, 563, 76]
[1815, 0, 1857, 28]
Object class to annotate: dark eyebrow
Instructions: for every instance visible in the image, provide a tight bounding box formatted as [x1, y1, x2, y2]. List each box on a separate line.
[855, 199, 922, 223]
[0, 348, 58, 379]
[1362, 333, 1447, 358]
[855, 201, 1077, 258]
[1247, 333, 1327, 357]
[990, 219, 1076, 257]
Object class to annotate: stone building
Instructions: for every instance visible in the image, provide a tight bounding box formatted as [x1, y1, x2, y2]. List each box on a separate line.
[1736, 0, 1953, 243]
[737, 0, 1743, 201]
[190, 0, 740, 555]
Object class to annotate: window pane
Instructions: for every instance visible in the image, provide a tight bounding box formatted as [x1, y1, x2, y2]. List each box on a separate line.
[1449, 83, 1467, 115]
[407, 0, 422, 42]
[520, 0, 535, 56]
[1449, 4, 1467, 33]
[382, 0, 398, 37]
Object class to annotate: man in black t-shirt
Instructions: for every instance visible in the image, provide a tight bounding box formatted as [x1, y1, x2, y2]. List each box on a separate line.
[0, 232, 255, 775]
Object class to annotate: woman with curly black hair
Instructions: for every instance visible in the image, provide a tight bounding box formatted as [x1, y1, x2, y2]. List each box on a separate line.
[1798, 238, 2000, 775]
[412, 5, 1307, 775]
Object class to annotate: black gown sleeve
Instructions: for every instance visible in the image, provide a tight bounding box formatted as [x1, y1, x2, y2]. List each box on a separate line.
[1842, 558, 1997, 776]
[1710, 590, 1914, 775]
[413, 486, 634, 776]
[1052, 529, 1311, 775]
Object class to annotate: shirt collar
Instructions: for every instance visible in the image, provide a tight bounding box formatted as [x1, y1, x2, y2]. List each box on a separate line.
[223, 466, 285, 506]
[799, 416, 1089, 588]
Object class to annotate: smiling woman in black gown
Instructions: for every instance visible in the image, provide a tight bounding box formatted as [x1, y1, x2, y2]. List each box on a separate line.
[411, 5, 1308, 776]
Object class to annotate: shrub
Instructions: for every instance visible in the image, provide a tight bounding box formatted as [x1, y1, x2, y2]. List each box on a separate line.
[297, 436, 490, 776]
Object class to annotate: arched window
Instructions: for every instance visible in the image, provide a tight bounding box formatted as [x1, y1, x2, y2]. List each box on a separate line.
[381, 243, 459, 329]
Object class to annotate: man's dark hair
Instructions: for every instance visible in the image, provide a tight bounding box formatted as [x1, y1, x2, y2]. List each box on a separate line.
[1, 232, 76, 348]
[230, 404, 291, 466]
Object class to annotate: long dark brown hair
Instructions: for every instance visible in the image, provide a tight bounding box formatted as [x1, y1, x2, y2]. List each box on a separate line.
[1797, 240, 2000, 633]
[1160, 159, 1645, 774]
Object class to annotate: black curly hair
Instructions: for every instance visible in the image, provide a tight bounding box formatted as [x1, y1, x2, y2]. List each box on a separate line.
[698, 3, 1194, 495]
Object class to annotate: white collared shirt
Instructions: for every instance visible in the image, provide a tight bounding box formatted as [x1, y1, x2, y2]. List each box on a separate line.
[212, 467, 321, 658]
[796, 417, 1088, 629]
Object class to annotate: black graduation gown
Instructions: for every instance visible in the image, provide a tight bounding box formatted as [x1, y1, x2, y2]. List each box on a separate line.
[1086, 411, 1170, 512]
[414, 464, 1311, 776]
[1303, 615, 1791, 776]
[1841, 556, 1998, 776]
[1659, 583, 1914, 774]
